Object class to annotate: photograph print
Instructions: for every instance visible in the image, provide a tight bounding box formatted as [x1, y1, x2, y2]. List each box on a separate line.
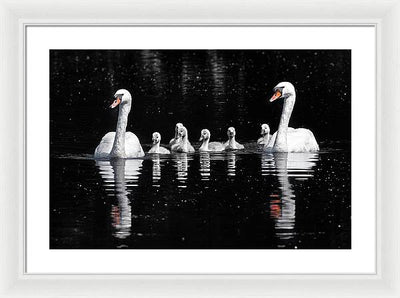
[50, 49, 351, 249]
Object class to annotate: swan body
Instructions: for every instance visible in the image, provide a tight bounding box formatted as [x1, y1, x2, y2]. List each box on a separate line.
[199, 129, 225, 152]
[265, 82, 319, 153]
[95, 132, 144, 159]
[224, 127, 244, 150]
[94, 89, 144, 159]
[171, 126, 195, 153]
[264, 128, 319, 152]
[257, 123, 270, 145]
[148, 132, 170, 154]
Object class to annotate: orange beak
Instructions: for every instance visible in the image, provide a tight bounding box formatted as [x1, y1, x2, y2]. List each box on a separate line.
[270, 90, 282, 102]
[110, 97, 121, 108]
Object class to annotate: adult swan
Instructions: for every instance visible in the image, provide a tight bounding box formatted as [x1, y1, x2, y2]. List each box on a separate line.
[94, 89, 144, 159]
[264, 82, 319, 153]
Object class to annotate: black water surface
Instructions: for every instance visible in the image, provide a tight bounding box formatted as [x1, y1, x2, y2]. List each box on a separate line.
[50, 143, 350, 249]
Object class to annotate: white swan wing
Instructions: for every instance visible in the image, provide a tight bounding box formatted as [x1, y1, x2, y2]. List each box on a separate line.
[287, 128, 319, 152]
[171, 142, 185, 152]
[264, 128, 318, 152]
[169, 138, 177, 146]
[171, 141, 194, 153]
[95, 132, 144, 158]
[148, 146, 170, 154]
[208, 142, 225, 152]
[224, 140, 245, 150]
[94, 132, 115, 158]
[125, 132, 145, 158]
[236, 141, 245, 149]
[159, 147, 171, 154]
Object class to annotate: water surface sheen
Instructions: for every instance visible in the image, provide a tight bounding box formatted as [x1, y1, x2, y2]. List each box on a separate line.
[50, 143, 350, 249]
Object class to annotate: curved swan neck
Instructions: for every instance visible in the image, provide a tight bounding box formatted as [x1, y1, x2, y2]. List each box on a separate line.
[182, 132, 188, 144]
[228, 136, 236, 146]
[110, 103, 131, 158]
[262, 133, 270, 143]
[200, 138, 210, 150]
[273, 92, 296, 152]
[151, 142, 160, 151]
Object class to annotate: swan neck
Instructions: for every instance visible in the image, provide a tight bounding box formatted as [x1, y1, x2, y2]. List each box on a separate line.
[200, 139, 209, 150]
[152, 142, 160, 151]
[182, 133, 188, 144]
[111, 103, 131, 157]
[274, 93, 295, 152]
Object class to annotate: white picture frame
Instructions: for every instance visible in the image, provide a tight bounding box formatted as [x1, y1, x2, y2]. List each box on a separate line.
[1, 0, 399, 296]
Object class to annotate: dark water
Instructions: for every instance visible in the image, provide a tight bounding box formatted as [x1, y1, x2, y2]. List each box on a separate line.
[50, 143, 351, 249]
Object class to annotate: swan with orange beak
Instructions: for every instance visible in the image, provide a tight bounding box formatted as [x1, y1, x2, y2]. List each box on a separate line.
[264, 82, 319, 152]
[94, 89, 144, 159]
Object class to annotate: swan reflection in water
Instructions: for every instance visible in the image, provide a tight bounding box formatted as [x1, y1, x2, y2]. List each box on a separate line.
[226, 152, 237, 177]
[199, 152, 211, 181]
[151, 155, 161, 187]
[262, 152, 319, 247]
[198, 151, 238, 181]
[96, 158, 143, 240]
[173, 153, 191, 188]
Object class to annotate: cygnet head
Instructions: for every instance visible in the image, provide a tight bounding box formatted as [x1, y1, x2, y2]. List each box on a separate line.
[110, 89, 132, 108]
[152, 132, 161, 144]
[199, 129, 211, 141]
[175, 122, 183, 132]
[227, 127, 236, 138]
[260, 123, 270, 135]
[178, 126, 188, 138]
[269, 82, 295, 102]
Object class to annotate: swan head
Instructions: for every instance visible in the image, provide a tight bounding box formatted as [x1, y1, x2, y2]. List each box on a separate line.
[178, 126, 188, 138]
[152, 132, 161, 145]
[261, 123, 270, 135]
[174, 122, 184, 137]
[110, 89, 132, 108]
[199, 129, 211, 141]
[227, 127, 236, 138]
[270, 82, 295, 102]
[175, 123, 183, 131]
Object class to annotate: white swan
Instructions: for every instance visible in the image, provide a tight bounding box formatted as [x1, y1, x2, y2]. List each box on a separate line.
[257, 123, 270, 145]
[199, 129, 225, 152]
[94, 89, 144, 159]
[169, 123, 183, 147]
[148, 132, 170, 154]
[171, 126, 195, 153]
[224, 127, 245, 150]
[264, 82, 319, 153]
